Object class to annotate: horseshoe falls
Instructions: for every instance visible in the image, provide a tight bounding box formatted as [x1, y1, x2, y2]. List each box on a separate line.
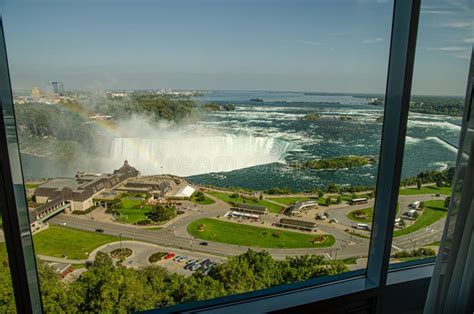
[110, 135, 297, 177]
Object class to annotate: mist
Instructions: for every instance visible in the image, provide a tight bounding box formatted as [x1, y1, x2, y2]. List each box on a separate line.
[106, 115, 296, 177]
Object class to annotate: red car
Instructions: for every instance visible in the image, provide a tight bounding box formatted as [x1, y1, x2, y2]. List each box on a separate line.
[164, 253, 176, 259]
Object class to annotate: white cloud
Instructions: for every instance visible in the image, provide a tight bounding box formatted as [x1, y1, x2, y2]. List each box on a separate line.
[362, 37, 384, 44]
[443, 21, 473, 28]
[298, 40, 324, 46]
[421, 9, 452, 15]
[428, 46, 467, 52]
[463, 37, 474, 44]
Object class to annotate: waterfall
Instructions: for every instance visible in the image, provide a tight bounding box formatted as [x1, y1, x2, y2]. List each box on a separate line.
[110, 134, 296, 176]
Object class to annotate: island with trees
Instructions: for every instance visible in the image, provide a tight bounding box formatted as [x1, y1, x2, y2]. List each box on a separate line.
[290, 156, 377, 170]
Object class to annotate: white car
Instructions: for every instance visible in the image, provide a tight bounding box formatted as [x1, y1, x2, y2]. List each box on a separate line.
[58, 221, 67, 226]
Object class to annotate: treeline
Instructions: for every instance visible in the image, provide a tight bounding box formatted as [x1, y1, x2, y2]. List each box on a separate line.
[202, 103, 236, 112]
[400, 168, 454, 187]
[15, 103, 98, 149]
[127, 94, 196, 121]
[409, 96, 464, 116]
[290, 156, 376, 170]
[0, 250, 347, 313]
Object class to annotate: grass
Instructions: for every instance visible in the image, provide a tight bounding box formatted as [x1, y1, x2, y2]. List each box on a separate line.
[187, 218, 335, 248]
[394, 200, 447, 237]
[345, 230, 370, 239]
[340, 257, 359, 265]
[267, 196, 313, 205]
[115, 197, 154, 224]
[425, 241, 441, 246]
[143, 226, 163, 231]
[347, 207, 373, 223]
[25, 183, 41, 189]
[190, 193, 216, 205]
[399, 185, 452, 196]
[347, 203, 400, 223]
[339, 194, 369, 202]
[394, 256, 433, 262]
[33, 226, 119, 260]
[208, 191, 284, 213]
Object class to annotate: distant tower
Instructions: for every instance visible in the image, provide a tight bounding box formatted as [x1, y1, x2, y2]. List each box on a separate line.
[31, 86, 42, 98]
[49, 81, 64, 95]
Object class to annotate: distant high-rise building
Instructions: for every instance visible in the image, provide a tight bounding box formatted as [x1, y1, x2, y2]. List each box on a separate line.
[49, 81, 64, 95]
[31, 86, 42, 98]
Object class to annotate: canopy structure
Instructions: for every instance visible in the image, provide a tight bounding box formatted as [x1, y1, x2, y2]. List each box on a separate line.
[174, 185, 196, 198]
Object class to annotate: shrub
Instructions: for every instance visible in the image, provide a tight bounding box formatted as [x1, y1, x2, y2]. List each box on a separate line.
[230, 193, 239, 198]
[271, 231, 282, 238]
[197, 224, 205, 231]
[148, 252, 168, 263]
[136, 219, 152, 225]
[148, 205, 177, 222]
[109, 248, 132, 259]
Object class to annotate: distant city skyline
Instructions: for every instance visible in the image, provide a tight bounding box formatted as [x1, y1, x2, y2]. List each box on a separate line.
[1, 0, 472, 96]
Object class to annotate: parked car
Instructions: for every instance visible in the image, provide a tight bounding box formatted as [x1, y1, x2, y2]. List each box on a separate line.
[329, 218, 338, 223]
[164, 253, 176, 259]
[199, 241, 209, 246]
[95, 228, 104, 233]
[58, 221, 67, 226]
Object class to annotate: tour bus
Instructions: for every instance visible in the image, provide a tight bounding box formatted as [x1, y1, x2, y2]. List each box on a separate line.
[355, 223, 370, 231]
[350, 198, 368, 205]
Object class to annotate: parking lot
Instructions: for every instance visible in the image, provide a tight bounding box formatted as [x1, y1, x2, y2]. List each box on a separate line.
[95, 241, 224, 276]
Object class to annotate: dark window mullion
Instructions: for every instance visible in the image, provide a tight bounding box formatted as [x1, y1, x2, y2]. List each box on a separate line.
[366, 0, 421, 289]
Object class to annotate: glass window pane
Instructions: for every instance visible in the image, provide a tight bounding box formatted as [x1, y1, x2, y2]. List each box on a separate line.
[2, 0, 397, 311]
[390, 0, 472, 264]
[0, 210, 17, 313]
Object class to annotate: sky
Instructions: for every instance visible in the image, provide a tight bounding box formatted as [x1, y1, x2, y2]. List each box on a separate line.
[1, 0, 472, 95]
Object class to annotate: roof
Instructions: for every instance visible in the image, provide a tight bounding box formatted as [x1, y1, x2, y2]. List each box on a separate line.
[235, 203, 268, 212]
[352, 198, 368, 202]
[174, 185, 195, 198]
[35, 161, 140, 202]
[279, 218, 317, 228]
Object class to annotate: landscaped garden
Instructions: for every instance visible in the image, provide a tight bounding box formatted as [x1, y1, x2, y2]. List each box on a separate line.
[393, 200, 447, 237]
[207, 191, 284, 213]
[32, 226, 119, 260]
[113, 196, 177, 224]
[187, 218, 335, 248]
[190, 191, 215, 205]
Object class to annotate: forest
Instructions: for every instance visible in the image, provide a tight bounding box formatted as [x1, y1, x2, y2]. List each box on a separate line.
[0, 249, 347, 313]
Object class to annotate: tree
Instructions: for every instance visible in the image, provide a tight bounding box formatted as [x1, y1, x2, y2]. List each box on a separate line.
[417, 179, 422, 190]
[336, 196, 342, 204]
[325, 198, 332, 206]
[326, 183, 339, 194]
[444, 197, 450, 208]
[148, 205, 177, 222]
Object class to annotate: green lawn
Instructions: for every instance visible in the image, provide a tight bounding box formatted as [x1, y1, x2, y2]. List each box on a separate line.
[33, 226, 119, 260]
[208, 191, 284, 213]
[394, 200, 447, 237]
[399, 185, 452, 196]
[115, 197, 153, 224]
[187, 218, 335, 248]
[347, 204, 400, 223]
[267, 196, 313, 205]
[345, 230, 370, 239]
[425, 240, 441, 246]
[347, 207, 373, 222]
[190, 193, 216, 205]
[25, 183, 41, 189]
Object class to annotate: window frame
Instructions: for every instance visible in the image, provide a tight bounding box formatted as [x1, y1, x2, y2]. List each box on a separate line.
[0, 0, 455, 313]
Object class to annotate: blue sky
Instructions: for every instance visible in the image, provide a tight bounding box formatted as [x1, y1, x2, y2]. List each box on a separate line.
[1, 0, 472, 95]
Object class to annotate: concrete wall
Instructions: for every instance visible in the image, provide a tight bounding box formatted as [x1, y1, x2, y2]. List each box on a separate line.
[71, 197, 93, 211]
[36, 196, 49, 204]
